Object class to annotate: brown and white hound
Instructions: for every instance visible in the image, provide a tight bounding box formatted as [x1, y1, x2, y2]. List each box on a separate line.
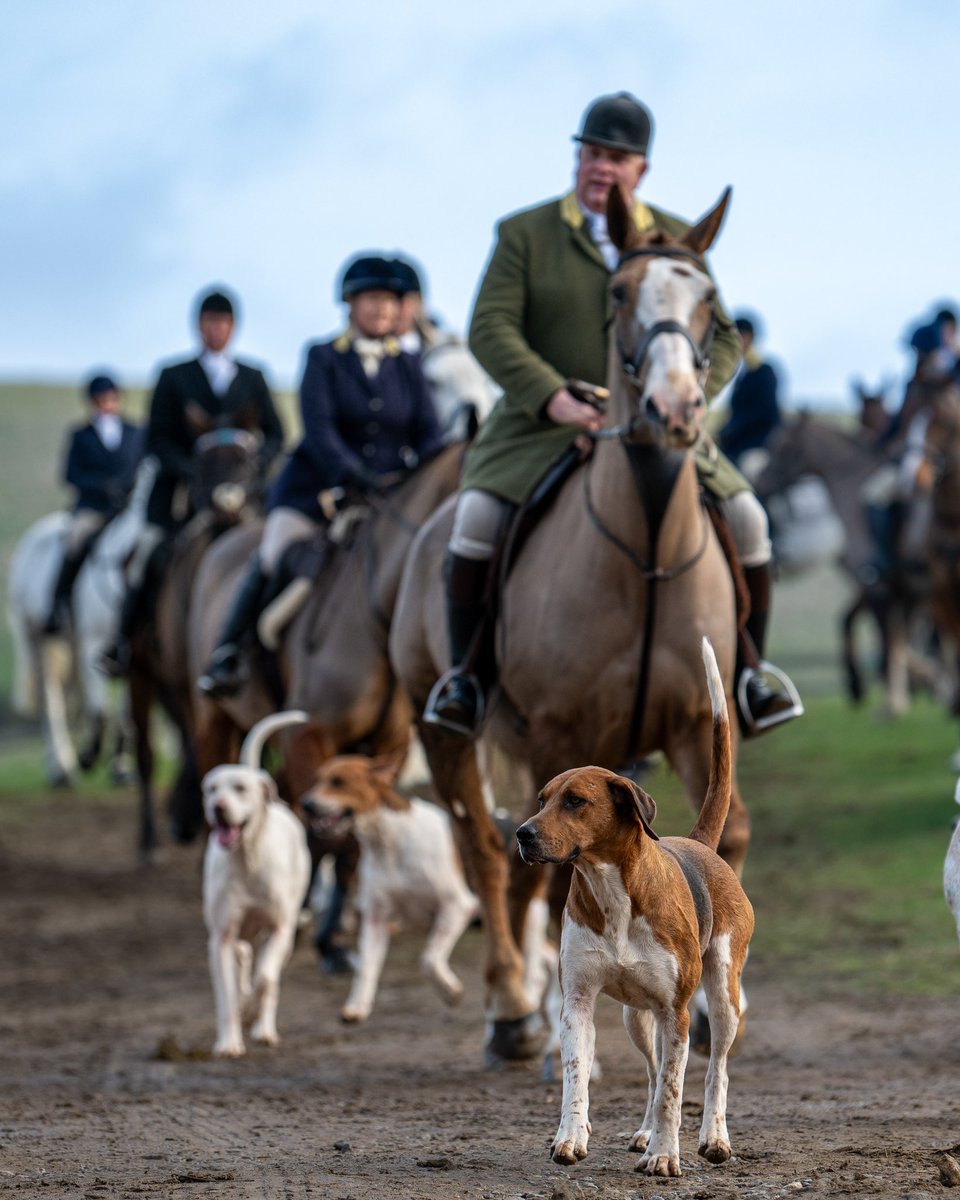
[516, 638, 754, 1176]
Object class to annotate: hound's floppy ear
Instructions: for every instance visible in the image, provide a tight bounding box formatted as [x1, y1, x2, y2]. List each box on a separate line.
[370, 744, 408, 786]
[258, 770, 279, 805]
[609, 776, 659, 840]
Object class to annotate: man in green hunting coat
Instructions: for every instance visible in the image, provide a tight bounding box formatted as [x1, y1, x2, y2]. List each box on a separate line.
[425, 91, 801, 738]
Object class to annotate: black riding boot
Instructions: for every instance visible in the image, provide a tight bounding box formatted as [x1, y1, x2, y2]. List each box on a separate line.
[43, 550, 87, 635]
[423, 553, 494, 736]
[98, 581, 143, 678]
[197, 558, 267, 698]
[736, 563, 803, 736]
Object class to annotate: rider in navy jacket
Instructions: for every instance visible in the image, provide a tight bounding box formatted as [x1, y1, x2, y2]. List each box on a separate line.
[65, 414, 143, 513]
[268, 334, 442, 517]
[44, 375, 144, 634]
[198, 254, 443, 698]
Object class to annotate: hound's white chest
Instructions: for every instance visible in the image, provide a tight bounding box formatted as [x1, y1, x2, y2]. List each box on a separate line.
[356, 800, 465, 928]
[561, 865, 679, 1009]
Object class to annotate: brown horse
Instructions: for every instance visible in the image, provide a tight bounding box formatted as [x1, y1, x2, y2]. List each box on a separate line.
[755, 412, 938, 714]
[129, 430, 265, 857]
[188, 442, 467, 793]
[921, 377, 960, 712]
[390, 188, 749, 1062]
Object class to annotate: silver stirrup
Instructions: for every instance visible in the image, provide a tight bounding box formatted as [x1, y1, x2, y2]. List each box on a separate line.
[737, 661, 804, 736]
[423, 668, 486, 737]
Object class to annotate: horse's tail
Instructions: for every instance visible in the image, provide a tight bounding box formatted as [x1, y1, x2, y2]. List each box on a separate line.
[687, 637, 732, 851]
[239, 710, 310, 770]
[7, 598, 39, 716]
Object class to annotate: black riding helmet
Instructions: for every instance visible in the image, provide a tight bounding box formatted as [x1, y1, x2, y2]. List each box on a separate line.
[574, 92, 654, 156]
[339, 255, 404, 302]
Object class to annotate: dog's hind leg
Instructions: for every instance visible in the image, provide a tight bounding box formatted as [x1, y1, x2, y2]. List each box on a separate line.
[249, 925, 296, 1047]
[421, 891, 479, 1004]
[623, 1006, 657, 1153]
[697, 934, 742, 1164]
[236, 940, 254, 1011]
[636, 1005, 689, 1177]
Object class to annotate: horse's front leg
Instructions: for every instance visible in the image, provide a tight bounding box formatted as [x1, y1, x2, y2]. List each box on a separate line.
[128, 665, 157, 860]
[38, 635, 78, 787]
[419, 722, 538, 1062]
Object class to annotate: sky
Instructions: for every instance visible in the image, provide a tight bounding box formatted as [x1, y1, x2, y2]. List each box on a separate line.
[2, 0, 958, 413]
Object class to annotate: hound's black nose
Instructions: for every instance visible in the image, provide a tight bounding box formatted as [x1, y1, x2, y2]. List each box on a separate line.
[515, 823, 536, 847]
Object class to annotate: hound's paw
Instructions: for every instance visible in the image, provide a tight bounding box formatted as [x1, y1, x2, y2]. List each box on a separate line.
[340, 1005, 370, 1024]
[627, 1128, 651, 1153]
[213, 1037, 246, 1058]
[551, 1129, 589, 1165]
[637, 1151, 681, 1177]
[439, 978, 464, 1006]
[698, 1138, 731, 1164]
[250, 1023, 279, 1047]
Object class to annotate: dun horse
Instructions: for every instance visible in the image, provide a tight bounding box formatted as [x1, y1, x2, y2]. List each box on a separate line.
[391, 188, 750, 1061]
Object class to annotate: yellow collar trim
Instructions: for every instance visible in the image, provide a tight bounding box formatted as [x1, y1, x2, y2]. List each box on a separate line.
[333, 329, 401, 356]
[560, 190, 655, 234]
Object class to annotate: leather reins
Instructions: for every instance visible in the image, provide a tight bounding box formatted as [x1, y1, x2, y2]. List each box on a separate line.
[587, 243, 719, 767]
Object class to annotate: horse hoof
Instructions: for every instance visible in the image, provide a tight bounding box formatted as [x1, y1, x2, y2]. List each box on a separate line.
[49, 772, 75, 790]
[319, 946, 354, 976]
[485, 1014, 544, 1065]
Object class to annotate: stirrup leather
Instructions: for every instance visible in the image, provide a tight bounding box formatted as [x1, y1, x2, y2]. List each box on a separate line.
[737, 660, 804, 736]
[423, 667, 486, 736]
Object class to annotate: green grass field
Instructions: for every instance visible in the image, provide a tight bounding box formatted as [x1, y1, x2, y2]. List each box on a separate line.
[2, 382, 959, 1002]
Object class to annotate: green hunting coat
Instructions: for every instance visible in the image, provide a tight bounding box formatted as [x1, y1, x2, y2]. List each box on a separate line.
[462, 190, 746, 505]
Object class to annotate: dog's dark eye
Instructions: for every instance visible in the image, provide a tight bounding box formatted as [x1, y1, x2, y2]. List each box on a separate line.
[235, 783, 246, 793]
[328, 775, 345, 789]
[537, 794, 545, 811]
[564, 793, 587, 810]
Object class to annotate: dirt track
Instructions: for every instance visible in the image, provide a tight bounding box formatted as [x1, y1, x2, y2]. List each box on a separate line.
[3, 792, 960, 1200]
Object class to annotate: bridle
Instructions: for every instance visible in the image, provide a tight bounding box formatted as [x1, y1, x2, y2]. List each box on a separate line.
[612, 244, 717, 396]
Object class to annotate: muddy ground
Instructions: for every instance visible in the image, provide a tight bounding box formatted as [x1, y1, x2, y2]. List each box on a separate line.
[2, 793, 960, 1200]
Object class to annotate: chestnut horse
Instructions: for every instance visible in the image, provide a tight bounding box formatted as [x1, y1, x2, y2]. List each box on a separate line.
[390, 188, 749, 1061]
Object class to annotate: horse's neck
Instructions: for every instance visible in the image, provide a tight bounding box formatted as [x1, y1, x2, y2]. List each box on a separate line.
[807, 426, 880, 491]
[371, 445, 462, 611]
[585, 437, 699, 571]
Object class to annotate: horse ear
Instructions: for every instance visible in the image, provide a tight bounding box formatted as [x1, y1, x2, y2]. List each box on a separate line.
[682, 187, 732, 255]
[609, 777, 660, 840]
[607, 186, 638, 254]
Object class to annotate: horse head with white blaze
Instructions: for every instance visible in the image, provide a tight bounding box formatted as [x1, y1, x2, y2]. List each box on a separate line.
[605, 185, 731, 447]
